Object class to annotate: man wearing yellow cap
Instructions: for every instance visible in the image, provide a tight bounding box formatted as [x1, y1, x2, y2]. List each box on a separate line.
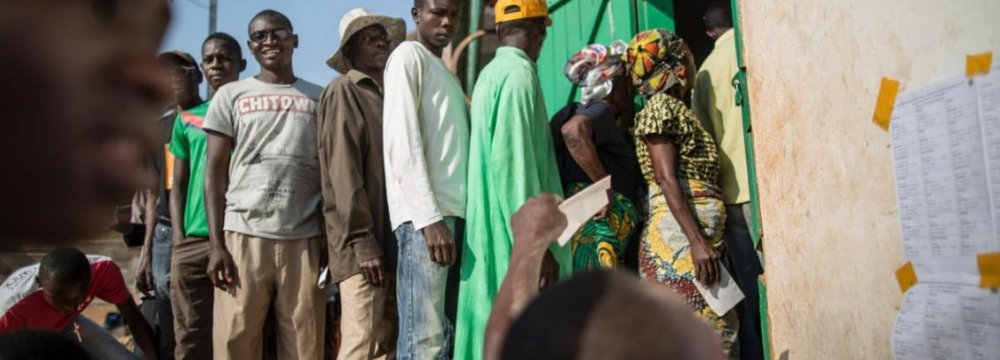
[457, 1, 569, 359]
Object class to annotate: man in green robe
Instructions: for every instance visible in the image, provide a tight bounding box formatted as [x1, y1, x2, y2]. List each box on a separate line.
[455, 1, 569, 359]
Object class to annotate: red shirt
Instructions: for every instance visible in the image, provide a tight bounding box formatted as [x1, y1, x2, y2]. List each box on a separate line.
[0, 256, 130, 331]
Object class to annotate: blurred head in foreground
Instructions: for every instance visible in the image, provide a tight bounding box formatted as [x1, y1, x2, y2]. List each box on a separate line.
[501, 271, 726, 360]
[0, 0, 172, 240]
[0, 329, 89, 360]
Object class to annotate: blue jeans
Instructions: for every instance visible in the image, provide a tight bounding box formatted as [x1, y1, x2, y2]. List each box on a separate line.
[395, 217, 463, 360]
[151, 223, 174, 359]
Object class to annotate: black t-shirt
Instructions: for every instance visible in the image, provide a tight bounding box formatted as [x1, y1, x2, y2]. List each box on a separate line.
[550, 101, 642, 202]
[154, 108, 175, 222]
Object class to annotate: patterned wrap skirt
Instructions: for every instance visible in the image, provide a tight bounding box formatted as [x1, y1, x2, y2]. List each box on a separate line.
[639, 179, 739, 357]
[567, 182, 640, 271]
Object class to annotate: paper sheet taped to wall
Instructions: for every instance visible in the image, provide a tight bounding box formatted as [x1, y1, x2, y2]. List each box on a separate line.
[889, 61, 1000, 359]
[892, 283, 1000, 360]
[890, 63, 1000, 268]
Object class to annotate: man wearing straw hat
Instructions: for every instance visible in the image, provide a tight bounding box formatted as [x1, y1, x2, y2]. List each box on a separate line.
[318, 8, 406, 360]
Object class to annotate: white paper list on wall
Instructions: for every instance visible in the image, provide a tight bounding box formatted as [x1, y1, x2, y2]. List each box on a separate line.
[888, 60, 1000, 360]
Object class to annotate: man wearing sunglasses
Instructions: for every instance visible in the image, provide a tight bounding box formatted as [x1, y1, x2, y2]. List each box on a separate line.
[135, 50, 205, 360]
[203, 10, 326, 360]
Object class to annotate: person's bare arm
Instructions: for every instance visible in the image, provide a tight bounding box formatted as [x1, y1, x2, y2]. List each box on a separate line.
[561, 114, 608, 182]
[483, 194, 568, 360]
[135, 167, 158, 297]
[169, 157, 189, 244]
[561, 114, 613, 219]
[117, 297, 158, 360]
[204, 131, 238, 289]
[645, 135, 720, 285]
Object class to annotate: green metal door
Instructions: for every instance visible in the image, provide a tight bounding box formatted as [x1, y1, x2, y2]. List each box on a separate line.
[537, 0, 675, 117]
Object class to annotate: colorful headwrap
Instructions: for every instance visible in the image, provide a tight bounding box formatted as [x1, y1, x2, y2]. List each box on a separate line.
[564, 41, 626, 103]
[624, 29, 693, 97]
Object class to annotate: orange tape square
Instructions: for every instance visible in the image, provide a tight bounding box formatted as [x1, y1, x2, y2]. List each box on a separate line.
[873, 77, 900, 131]
[966, 52, 993, 77]
[896, 261, 917, 293]
[977, 252, 1000, 289]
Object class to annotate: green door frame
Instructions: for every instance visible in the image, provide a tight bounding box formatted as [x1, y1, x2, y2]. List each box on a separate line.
[729, 1, 771, 359]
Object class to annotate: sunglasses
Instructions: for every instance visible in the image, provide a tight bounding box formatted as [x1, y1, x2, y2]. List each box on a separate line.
[249, 29, 293, 44]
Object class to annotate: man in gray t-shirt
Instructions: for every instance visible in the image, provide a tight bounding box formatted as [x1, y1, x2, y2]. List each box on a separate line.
[202, 10, 326, 360]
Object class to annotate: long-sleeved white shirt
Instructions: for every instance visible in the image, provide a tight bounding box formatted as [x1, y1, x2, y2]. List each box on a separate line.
[383, 41, 470, 231]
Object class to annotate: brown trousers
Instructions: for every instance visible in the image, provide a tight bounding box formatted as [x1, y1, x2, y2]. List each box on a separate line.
[213, 232, 326, 360]
[170, 238, 214, 360]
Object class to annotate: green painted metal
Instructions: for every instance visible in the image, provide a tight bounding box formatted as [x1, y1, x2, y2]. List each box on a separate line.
[635, 0, 675, 32]
[466, 0, 484, 92]
[730, 0, 771, 359]
[759, 277, 772, 360]
[536, 0, 675, 118]
[537, 0, 635, 117]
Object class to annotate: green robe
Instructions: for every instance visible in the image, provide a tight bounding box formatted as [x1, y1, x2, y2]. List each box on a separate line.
[455, 46, 571, 360]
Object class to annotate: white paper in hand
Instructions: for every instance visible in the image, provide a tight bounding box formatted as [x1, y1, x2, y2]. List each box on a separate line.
[317, 266, 329, 289]
[556, 176, 611, 246]
[693, 263, 745, 316]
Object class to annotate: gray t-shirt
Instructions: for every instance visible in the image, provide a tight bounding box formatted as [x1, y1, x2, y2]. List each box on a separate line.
[203, 77, 325, 240]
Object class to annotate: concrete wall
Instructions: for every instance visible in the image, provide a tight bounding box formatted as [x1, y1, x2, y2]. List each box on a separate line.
[736, 1, 1000, 358]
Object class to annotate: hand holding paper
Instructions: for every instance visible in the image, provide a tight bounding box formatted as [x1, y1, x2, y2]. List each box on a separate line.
[692, 263, 745, 316]
[556, 176, 612, 246]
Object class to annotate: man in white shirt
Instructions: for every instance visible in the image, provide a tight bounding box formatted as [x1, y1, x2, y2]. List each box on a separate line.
[382, 0, 468, 358]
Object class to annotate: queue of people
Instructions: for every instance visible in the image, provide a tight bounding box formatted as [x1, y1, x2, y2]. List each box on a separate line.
[0, 0, 763, 359]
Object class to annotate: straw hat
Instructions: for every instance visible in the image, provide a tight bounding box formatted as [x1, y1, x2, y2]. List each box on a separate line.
[326, 8, 406, 74]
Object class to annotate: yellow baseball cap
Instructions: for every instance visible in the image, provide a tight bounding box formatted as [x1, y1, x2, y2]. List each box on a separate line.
[495, 0, 552, 26]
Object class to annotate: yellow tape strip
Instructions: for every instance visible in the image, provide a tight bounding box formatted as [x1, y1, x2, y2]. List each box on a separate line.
[873, 77, 900, 131]
[896, 261, 917, 293]
[977, 252, 1000, 289]
[966, 52, 993, 77]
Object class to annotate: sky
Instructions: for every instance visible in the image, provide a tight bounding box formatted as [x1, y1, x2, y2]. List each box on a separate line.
[162, 0, 417, 95]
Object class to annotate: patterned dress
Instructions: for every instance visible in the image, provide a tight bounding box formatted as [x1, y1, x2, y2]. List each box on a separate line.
[567, 182, 639, 271]
[632, 93, 739, 356]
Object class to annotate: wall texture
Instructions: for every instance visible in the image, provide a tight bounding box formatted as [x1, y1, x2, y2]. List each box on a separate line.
[736, 0, 1000, 358]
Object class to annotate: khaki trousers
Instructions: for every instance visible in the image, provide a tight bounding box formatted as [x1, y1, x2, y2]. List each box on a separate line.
[213, 231, 326, 360]
[337, 273, 397, 360]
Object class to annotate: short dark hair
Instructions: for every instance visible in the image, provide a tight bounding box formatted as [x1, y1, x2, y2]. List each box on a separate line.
[501, 271, 723, 360]
[204, 32, 243, 59]
[0, 330, 90, 360]
[249, 9, 293, 33]
[704, 1, 733, 31]
[38, 248, 90, 288]
[497, 17, 545, 38]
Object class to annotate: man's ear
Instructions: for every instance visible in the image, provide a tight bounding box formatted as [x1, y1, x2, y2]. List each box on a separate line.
[293, 34, 299, 49]
[411, 7, 419, 23]
[239, 59, 247, 72]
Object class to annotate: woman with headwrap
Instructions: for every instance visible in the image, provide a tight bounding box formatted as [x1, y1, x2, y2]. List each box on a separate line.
[549, 41, 643, 272]
[624, 28, 739, 356]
